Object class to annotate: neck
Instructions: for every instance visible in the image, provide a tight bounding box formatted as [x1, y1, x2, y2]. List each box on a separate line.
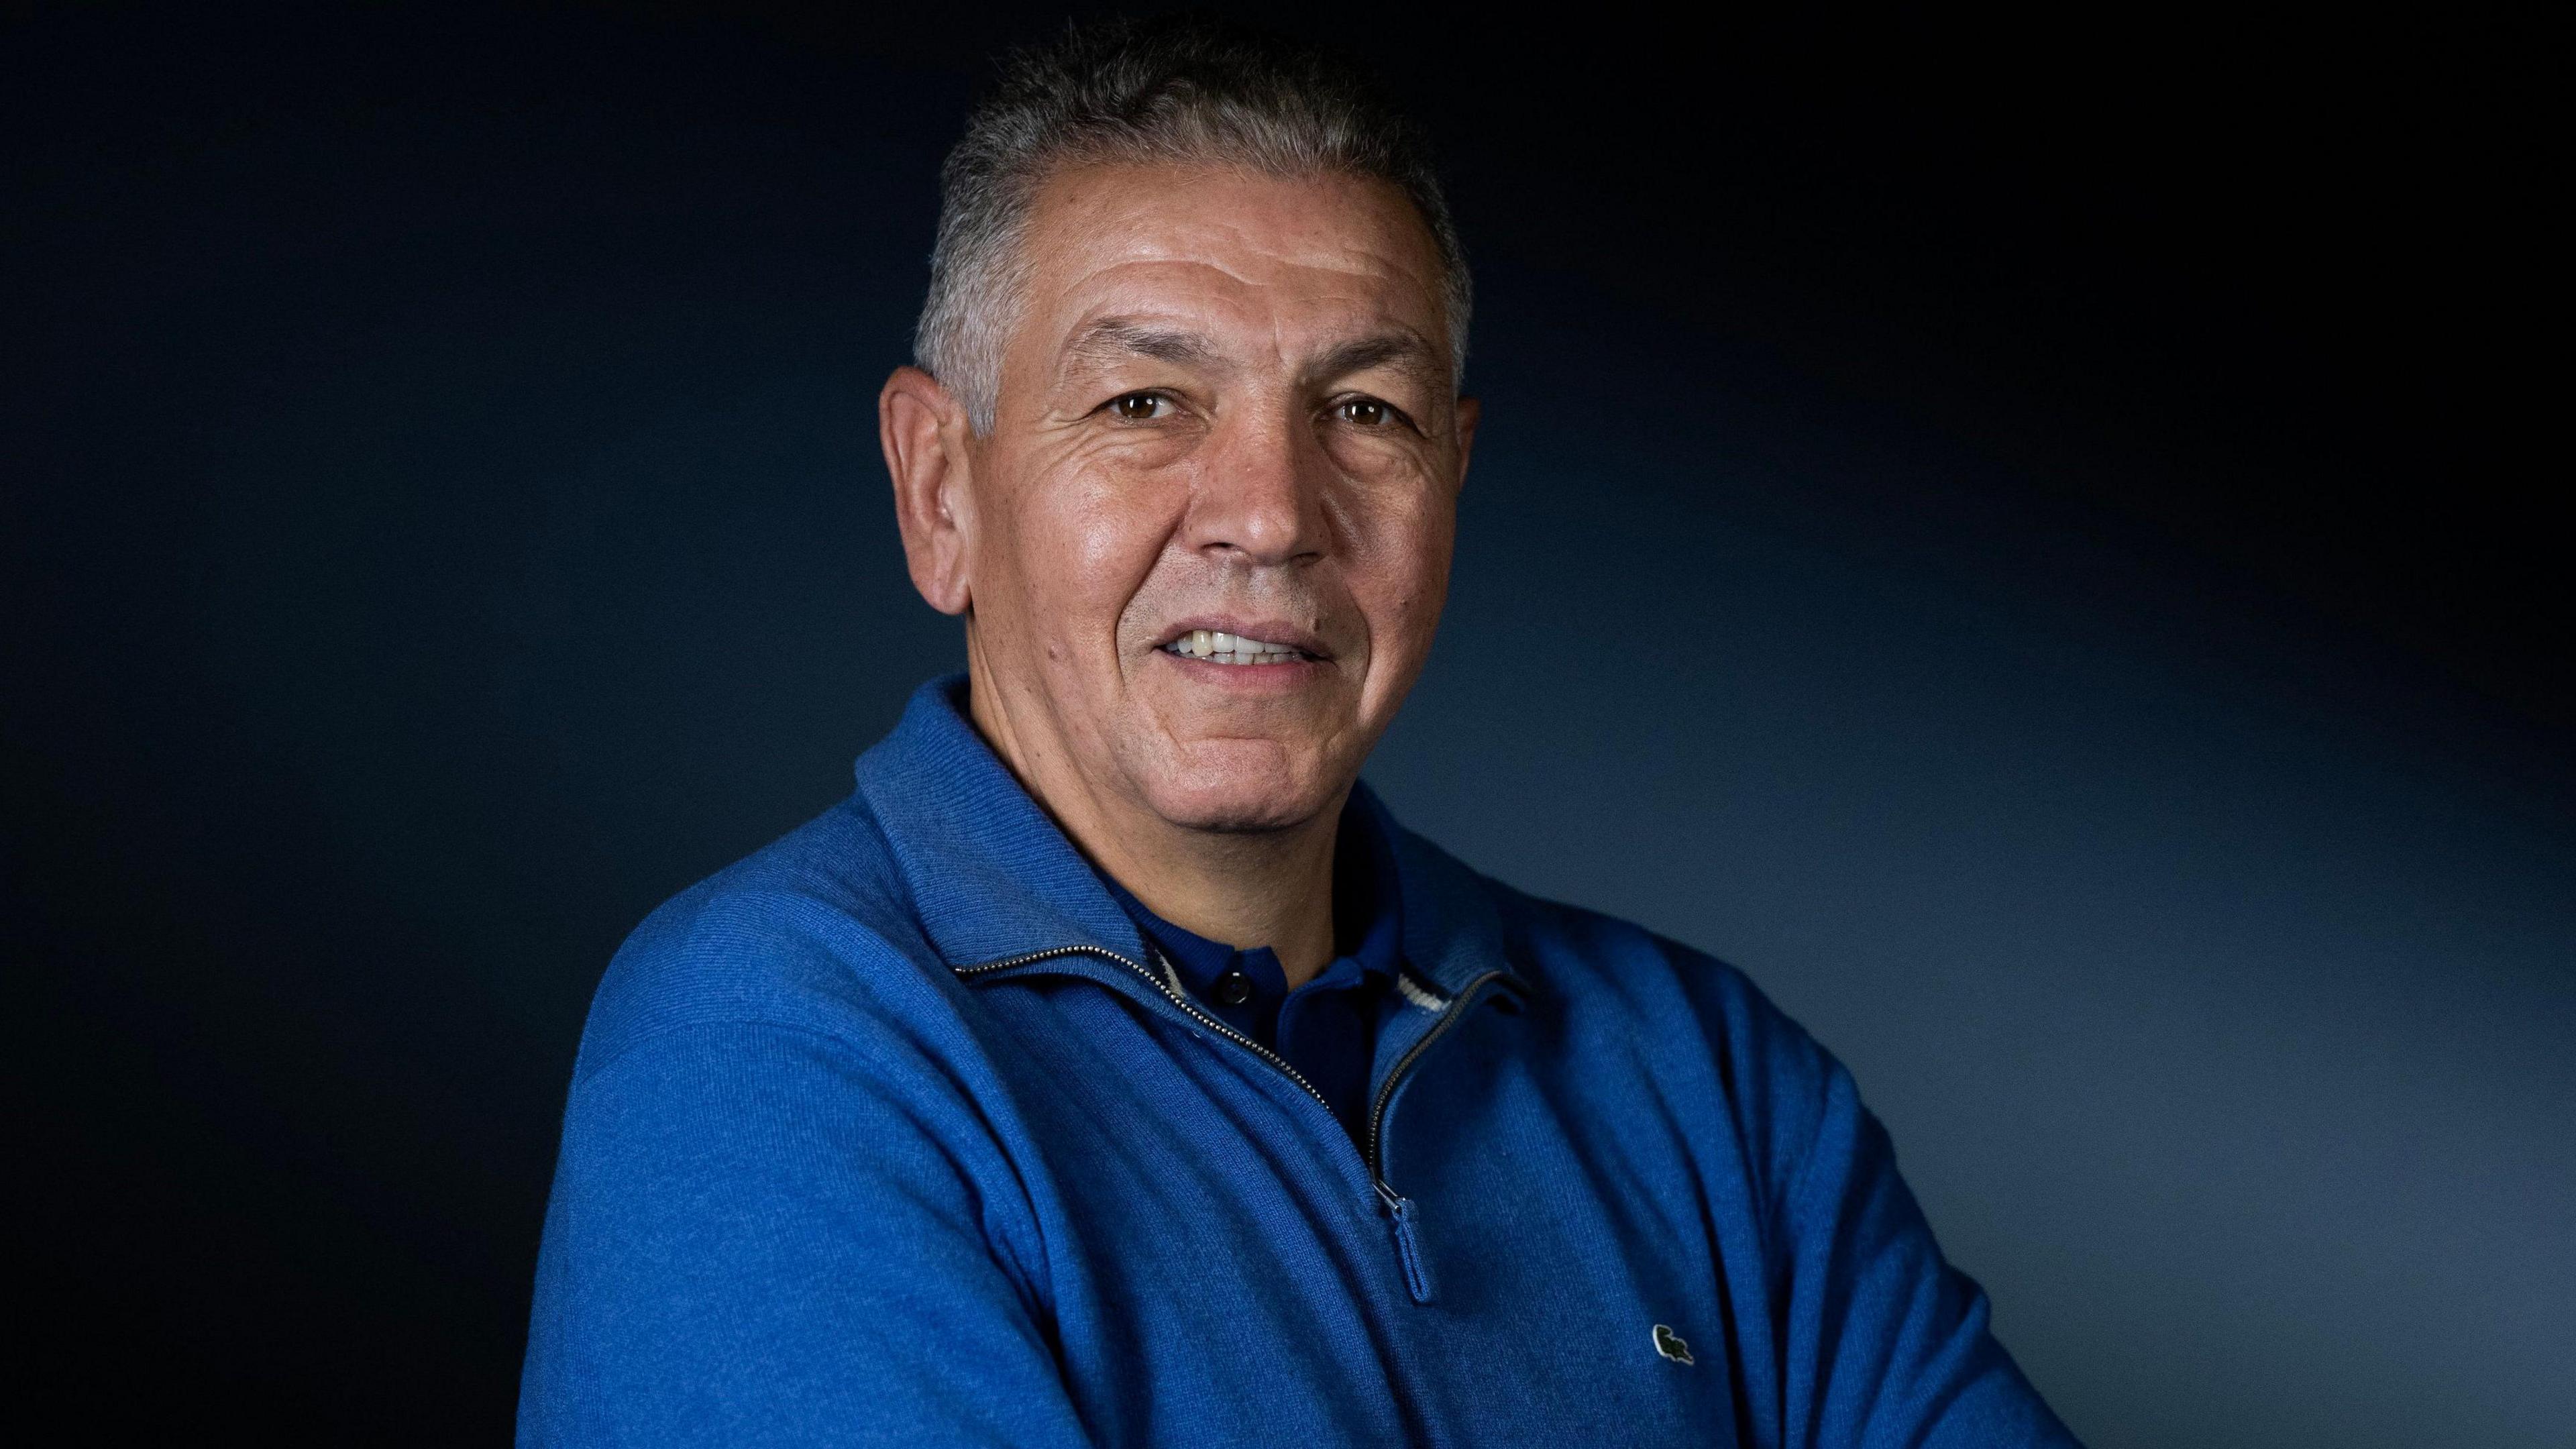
[1093, 803, 1342, 990]
[964, 655, 1344, 989]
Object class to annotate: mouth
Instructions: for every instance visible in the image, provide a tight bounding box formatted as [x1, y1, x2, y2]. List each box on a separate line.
[1156, 624, 1324, 667]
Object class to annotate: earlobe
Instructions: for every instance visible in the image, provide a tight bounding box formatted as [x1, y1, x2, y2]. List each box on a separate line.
[880, 366, 975, 615]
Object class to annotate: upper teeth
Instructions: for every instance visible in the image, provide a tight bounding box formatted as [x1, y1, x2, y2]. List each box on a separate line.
[1167, 629, 1302, 664]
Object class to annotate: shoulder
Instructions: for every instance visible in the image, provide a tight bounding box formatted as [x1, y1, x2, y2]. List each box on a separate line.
[568, 792, 960, 1086]
[1419, 837, 1847, 1181]
[1503, 879, 1833, 1082]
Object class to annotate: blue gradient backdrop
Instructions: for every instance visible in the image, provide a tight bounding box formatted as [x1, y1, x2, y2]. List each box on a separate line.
[9, 5, 2567, 1444]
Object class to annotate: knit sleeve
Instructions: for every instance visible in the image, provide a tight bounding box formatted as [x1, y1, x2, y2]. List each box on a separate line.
[1769, 1046, 2084, 1449]
[515, 1016, 1095, 1448]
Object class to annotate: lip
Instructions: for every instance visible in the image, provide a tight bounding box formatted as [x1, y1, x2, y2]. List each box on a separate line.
[1150, 615, 1333, 660]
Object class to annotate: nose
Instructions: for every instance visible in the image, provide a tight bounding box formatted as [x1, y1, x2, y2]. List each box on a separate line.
[1180, 402, 1332, 568]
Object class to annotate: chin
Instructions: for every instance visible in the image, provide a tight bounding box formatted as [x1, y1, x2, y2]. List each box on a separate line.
[1139, 767, 1333, 835]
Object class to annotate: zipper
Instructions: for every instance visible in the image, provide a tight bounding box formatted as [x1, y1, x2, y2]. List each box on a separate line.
[956, 942, 1344, 1125]
[958, 943, 1513, 1304]
[1363, 967, 1510, 1179]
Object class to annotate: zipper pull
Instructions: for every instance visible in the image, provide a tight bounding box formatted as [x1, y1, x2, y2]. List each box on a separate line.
[1377, 1184, 1438, 1305]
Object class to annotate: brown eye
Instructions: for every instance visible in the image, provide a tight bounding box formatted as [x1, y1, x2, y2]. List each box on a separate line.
[1112, 392, 1168, 421]
[1338, 398, 1391, 427]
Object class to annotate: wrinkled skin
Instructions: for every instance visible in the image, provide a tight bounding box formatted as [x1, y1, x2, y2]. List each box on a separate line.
[881, 162, 1475, 981]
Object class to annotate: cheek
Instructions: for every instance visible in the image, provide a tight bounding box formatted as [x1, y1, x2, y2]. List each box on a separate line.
[1008, 460, 1175, 640]
[1344, 481, 1456, 640]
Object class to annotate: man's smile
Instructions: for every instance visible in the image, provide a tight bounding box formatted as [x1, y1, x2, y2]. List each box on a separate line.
[1151, 616, 1332, 671]
[1161, 629, 1309, 664]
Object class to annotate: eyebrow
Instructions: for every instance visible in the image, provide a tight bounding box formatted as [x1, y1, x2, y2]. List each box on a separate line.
[1056, 318, 1450, 393]
[1059, 318, 1222, 374]
[1306, 330, 1446, 391]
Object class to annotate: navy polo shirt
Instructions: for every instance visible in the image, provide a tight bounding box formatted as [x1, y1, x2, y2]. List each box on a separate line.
[1093, 798, 1403, 1148]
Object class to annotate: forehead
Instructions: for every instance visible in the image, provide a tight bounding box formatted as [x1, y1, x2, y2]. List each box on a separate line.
[1012, 162, 1450, 364]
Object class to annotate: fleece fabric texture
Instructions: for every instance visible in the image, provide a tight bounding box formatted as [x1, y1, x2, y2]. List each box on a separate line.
[518, 675, 2082, 1448]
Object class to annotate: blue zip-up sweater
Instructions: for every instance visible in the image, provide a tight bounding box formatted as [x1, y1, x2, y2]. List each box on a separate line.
[519, 676, 2079, 1447]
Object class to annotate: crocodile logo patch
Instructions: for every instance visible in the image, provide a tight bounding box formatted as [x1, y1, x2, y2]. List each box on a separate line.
[1651, 1323, 1694, 1366]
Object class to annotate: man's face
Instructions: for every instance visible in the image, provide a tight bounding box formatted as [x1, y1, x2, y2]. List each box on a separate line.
[955, 163, 1470, 835]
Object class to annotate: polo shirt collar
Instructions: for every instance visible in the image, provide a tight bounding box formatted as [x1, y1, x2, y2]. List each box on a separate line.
[1095, 794, 1405, 999]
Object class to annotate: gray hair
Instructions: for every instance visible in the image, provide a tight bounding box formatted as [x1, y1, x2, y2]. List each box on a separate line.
[914, 18, 1472, 434]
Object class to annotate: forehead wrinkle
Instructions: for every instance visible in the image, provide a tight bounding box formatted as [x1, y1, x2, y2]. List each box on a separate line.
[1061, 187, 1424, 286]
[1012, 166, 1456, 402]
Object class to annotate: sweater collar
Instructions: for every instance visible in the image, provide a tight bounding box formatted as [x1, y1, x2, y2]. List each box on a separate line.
[851, 674, 1525, 1002]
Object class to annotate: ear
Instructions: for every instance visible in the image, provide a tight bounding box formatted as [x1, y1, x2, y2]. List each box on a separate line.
[1452, 394, 1481, 492]
[880, 366, 976, 615]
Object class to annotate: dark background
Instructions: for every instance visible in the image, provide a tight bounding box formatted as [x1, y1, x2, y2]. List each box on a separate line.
[8, 3, 2569, 1443]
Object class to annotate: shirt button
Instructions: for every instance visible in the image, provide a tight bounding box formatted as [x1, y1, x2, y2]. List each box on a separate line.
[1212, 969, 1254, 1007]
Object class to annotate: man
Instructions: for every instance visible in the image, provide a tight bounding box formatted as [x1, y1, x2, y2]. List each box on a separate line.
[519, 19, 2080, 1448]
